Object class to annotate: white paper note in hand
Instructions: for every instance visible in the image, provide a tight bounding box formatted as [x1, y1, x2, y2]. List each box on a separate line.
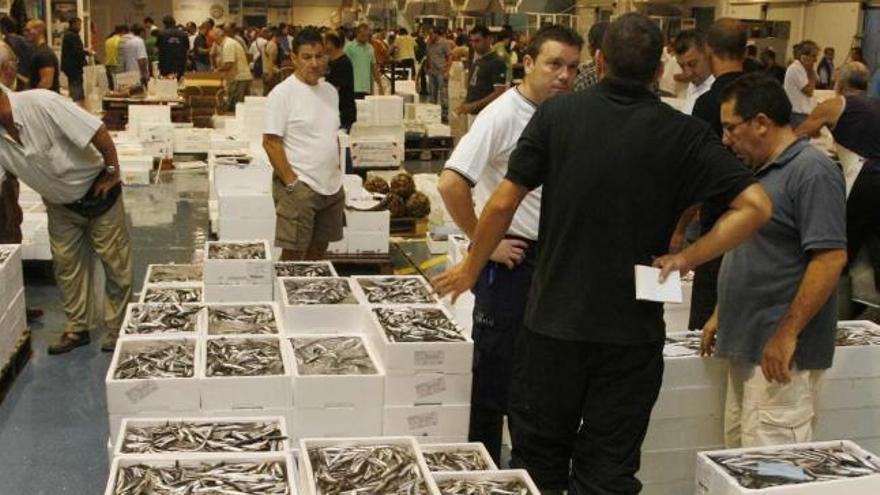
[634, 265, 683, 303]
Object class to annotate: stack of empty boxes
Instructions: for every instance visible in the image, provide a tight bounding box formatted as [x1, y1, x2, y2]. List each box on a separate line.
[19, 191, 51, 260]
[204, 240, 274, 302]
[212, 157, 275, 242]
[0, 245, 26, 367]
[128, 105, 173, 165]
[350, 95, 405, 170]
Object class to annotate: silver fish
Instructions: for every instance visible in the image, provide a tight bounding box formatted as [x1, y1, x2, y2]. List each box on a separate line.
[359, 277, 436, 304]
[663, 333, 704, 357]
[0, 247, 13, 265]
[121, 420, 286, 454]
[282, 278, 356, 305]
[436, 479, 530, 495]
[836, 322, 880, 346]
[711, 444, 880, 489]
[114, 342, 195, 379]
[374, 307, 466, 343]
[307, 444, 429, 495]
[274, 262, 334, 278]
[292, 337, 378, 375]
[113, 460, 290, 494]
[208, 241, 267, 260]
[206, 338, 285, 377]
[423, 449, 490, 472]
[124, 304, 202, 335]
[142, 286, 202, 304]
[147, 264, 203, 284]
[208, 304, 278, 335]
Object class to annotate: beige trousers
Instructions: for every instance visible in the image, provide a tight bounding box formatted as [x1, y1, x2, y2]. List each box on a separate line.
[724, 360, 825, 448]
[45, 196, 133, 335]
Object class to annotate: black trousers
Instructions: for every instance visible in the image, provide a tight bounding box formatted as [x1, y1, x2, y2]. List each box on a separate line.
[689, 255, 721, 330]
[509, 329, 664, 494]
[848, 165, 880, 290]
[468, 244, 536, 465]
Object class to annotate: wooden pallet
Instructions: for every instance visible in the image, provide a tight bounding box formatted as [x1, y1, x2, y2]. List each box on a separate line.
[0, 329, 32, 405]
[390, 217, 429, 238]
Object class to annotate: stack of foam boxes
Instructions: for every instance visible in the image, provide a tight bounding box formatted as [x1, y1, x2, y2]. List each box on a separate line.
[663, 272, 693, 331]
[327, 175, 391, 256]
[0, 245, 26, 367]
[213, 156, 275, 242]
[638, 332, 727, 495]
[350, 95, 405, 171]
[207, 150, 252, 231]
[128, 105, 174, 163]
[139, 264, 205, 304]
[19, 199, 51, 260]
[203, 240, 274, 302]
[815, 320, 880, 454]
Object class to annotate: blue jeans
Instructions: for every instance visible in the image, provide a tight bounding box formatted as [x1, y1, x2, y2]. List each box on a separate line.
[427, 72, 447, 121]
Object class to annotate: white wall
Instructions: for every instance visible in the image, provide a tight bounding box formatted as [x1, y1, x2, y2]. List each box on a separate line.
[804, 2, 862, 66]
[291, 5, 339, 26]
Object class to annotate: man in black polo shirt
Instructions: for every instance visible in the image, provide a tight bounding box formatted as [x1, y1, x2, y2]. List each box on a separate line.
[434, 14, 772, 494]
[156, 15, 190, 79]
[24, 19, 59, 92]
[61, 17, 87, 105]
[323, 31, 356, 130]
[455, 25, 506, 121]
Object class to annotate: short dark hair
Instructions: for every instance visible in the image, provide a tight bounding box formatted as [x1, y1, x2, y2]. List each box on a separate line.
[163, 16, 175, 28]
[601, 13, 662, 83]
[523, 24, 583, 61]
[673, 29, 706, 55]
[587, 21, 609, 51]
[721, 72, 791, 126]
[746, 44, 757, 57]
[799, 40, 819, 56]
[293, 27, 323, 54]
[707, 18, 747, 59]
[469, 25, 491, 38]
[69, 17, 81, 27]
[399, 28, 408, 35]
[131, 24, 144, 36]
[323, 31, 343, 49]
[144, 17, 154, 24]
[760, 48, 776, 61]
[0, 16, 18, 34]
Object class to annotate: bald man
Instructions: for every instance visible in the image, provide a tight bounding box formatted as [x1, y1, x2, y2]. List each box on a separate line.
[797, 62, 880, 292]
[24, 20, 59, 92]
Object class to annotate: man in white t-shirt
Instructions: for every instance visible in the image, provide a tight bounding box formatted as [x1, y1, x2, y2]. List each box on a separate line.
[785, 40, 818, 126]
[263, 27, 343, 261]
[673, 29, 715, 116]
[215, 25, 253, 112]
[437, 25, 583, 466]
[659, 40, 687, 97]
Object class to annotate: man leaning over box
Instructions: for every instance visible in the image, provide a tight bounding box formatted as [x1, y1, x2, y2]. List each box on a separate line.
[701, 73, 847, 448]
[263, 27, 345, 262]
[0, 46, 133, 355]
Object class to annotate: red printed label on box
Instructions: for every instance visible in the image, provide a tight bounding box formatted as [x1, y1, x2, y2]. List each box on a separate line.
[414, 350, 445, 367]
[407, 411, 440, 430]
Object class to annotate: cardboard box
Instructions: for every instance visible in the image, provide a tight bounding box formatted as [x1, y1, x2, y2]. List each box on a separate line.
[385, 371, 472, 406]
[203, 240, 273, 285]
[119, 303, 205, 339]
[200, 335, 294, 410]
[204, 283, 274, 303]
[695, 440, 880, 494]
[276, 277, 367, 334]
[105, 337, 201, 415]
[367, 305, 473, 374]
[383, 403, 470, 438]
[432, 470, 539, 495]
[205, 302, 283, 336]
[419, 442, 497, 471]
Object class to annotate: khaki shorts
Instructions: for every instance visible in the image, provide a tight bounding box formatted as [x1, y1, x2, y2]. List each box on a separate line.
[272, 177, 345, 251]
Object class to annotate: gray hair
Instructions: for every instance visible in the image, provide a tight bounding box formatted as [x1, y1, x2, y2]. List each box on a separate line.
[839, 61, 870, 92]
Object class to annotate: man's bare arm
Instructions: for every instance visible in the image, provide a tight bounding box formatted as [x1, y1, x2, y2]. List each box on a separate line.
[36, 67, 54, 89]
[262, 134, 297, 185]
[795, 97, 842, 138]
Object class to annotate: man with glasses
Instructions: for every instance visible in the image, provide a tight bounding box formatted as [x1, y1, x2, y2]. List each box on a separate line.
[702, 73, 846, 448]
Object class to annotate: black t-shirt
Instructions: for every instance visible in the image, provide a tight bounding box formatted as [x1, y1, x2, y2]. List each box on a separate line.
[327, 54, 357, 129]
[767, 65, 785, 85]
[157, 28, 190, 76]
[505, 77, 755, 344]
[6, 34, 32, 81]
[61, 30, 86, 79]
[29, 43, 60, 92]
[743, 57, 762, 73]
[192, 34, 209, 66]
[466, 51, 506, 105]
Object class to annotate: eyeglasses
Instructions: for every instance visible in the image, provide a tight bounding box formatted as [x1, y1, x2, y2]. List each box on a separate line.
[722, 118, 752, 136]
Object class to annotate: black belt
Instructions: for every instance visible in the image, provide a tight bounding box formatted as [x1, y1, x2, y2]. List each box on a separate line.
[63, 169, 121, 218]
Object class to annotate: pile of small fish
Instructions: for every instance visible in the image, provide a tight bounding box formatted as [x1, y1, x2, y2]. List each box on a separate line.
[292, 337, 378, 375]
[308, 444, 429, 494]
[113, 461, 290, 494]
[836, 322, 880, 347]
[424, 449, 491, 472]
[121, 421, 286, 454]
[0, 247, 12, 265]
[663, 333, 704, 357]
[436, 479, 530, 495]
[208, 242, 267, 260]
[275, 262, 333, 278]
[206, 338, 285, 377]
[208, 305, 278, 335]
[359, 277, 436, 304]
[711, 444, 880, 488]
[114, 343, 194, 379]
[375, 307, 465, 342]
[147, 264, 203, 284]
[283, 279, 355, 305]
[125, 304, 202, 335]
[142, 286, 202, 304]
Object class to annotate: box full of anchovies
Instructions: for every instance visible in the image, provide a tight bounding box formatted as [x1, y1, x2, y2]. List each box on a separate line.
[119, 303, 206, 340]
[351, 275, 439, 306]
[419, 442, 498, 472]
[276, 277, 367, 334]
[114, 415, 291, 458]
[367, 304, 473, 375]
[105, 337, 202, 414]
[143, 263, 203, 286]
[432, 469, 540, 495]
[696, 440, 880, 494]
[200, 335, 294, 410]
[105, 452, 298, 495]
[298, 436, 440, 495]
[204, 240, 273, 286]
[204, 302, 283, 338]
[139, 283, 205, 304]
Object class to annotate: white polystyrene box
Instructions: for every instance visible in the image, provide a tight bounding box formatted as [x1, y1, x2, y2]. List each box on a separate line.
[113, 415, 291, 458]
[119, 303, 206, 340]
[825, 321, 880, 380]
[204, 302, 283, 337]
[662, 332, 729, 388]
[0, 245, 24, 313]
[200, 335, 294, 410]
[352, 275, 439, 306]
[345, 209, 390, 233]
[366, 95, 404, 126]
[383, 403, 470, 438]
[292, 405, 383, 440]
[367, 304, 473, 374]
[276, 277, 367, 334]
[203, 240, 273, 285]
[695, 440, 880, 494]
[385, 371, 472, 406]
[105, 337, 201, 415]
[218, 217, 276, 242]
[818, 377, 880, 411]
[273, 261, 338, 278]
[638, 445, 714, 484]
[138, 283, 204, 304]
[204, 283, 274, 303]
[651, 384, 726, 420]
[127, 104, 171, 135]
[815, 408, 880, 440]
[218, 192, 275, 219]
[642, 414, 724, 452]
[213, 158, 272, 196]
[419, 442, 497, 471]
[346, 231, 389, 254]
[432, 470, 539, 494]
[108, 409, 201, 445]
[144, 263, 203, 286]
